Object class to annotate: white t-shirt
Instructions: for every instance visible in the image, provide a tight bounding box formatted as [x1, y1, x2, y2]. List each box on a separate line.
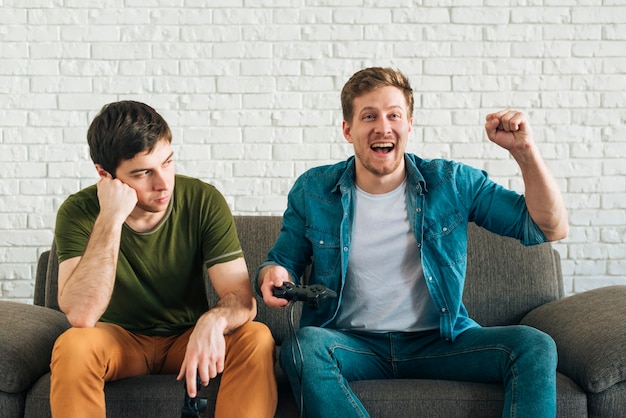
[332, 180, 440, 333]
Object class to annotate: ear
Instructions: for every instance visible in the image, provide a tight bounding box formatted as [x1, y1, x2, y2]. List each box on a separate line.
[95, 164, 113, 179]
[342, 120, 353, 144]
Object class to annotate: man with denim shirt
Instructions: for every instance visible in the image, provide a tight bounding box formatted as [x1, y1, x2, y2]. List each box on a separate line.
[256, 67, 568, 418]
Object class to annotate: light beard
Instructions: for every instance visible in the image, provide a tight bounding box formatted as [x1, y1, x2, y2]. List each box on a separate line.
[354, 151, 403, 177]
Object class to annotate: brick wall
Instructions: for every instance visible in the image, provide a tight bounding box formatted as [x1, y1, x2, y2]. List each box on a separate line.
[1, 1, 625, 302]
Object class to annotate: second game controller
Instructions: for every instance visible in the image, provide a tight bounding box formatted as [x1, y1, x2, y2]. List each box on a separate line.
[181, 375, 207, 418]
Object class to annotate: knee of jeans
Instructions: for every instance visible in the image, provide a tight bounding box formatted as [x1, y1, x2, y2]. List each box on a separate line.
[517, 326, 557, 366]
[279, 326, 330, 371]
[295, 326, 335, 353]
[297, 325, 330, 341]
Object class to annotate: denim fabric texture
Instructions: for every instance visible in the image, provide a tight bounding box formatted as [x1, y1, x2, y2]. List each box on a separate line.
[280, 325, 557, 417]
[258, 153, 556, 417]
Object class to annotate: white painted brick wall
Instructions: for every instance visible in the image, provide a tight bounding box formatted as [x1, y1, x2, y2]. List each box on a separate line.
[1, 1, 625, 302]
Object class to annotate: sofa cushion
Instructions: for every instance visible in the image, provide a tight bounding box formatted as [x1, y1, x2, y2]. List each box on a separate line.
[521, 285, 626, 393]
[0, 301, 69, 393]
[463, 223, 563, 327]
[25, 373, 218, 418]
[351, 373, 586, 418]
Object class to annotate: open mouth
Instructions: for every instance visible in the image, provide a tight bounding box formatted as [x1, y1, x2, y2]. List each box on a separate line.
[371, 142, 395, 154]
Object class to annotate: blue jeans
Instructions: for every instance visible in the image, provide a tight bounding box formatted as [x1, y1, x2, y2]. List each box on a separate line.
[280, 325, 557, 418]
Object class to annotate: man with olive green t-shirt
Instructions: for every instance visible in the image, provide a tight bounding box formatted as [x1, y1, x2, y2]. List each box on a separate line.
[50, 100, 277, 418]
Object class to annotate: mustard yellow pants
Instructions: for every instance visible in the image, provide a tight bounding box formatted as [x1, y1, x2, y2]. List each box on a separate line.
[50, 321, 277, 418]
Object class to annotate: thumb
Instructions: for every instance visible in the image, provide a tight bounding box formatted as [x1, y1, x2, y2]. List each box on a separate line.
[484, 116, 499, 141]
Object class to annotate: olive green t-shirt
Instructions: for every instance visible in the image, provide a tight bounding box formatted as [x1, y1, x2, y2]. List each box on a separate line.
[54, 175, 243, 336]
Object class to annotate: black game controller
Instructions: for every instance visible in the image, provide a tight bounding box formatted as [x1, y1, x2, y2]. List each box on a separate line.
[181, 375, 207, 418]
[272, 282, 337, 310]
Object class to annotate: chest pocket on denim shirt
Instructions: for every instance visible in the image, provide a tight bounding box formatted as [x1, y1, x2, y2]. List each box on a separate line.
[305, 228, 341, 278]
[423, 210, 466, 266]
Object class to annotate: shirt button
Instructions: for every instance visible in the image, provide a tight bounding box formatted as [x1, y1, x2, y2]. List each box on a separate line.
[319, 240, 324, 245]
[416, 208, 421, 212]
[417, 242, 422, 248]
[441, 307, 447, 313]
[343, 247, 348, 252]
[442, 227, 448, 232]
[428, 276, 433, 281]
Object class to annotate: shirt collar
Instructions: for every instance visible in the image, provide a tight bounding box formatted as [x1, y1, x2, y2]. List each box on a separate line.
[334, 154, 427, 194]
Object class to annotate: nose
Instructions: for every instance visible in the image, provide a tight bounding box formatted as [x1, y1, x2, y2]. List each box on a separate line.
[152, 169, 168, 191]
[375, 117, 392, 135]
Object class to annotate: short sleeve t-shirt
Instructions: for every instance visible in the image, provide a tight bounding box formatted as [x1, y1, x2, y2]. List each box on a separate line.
[54, 174, 242, 335]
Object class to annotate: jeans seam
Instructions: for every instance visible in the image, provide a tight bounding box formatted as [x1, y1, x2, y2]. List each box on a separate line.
[509, 351, 518, 418]
[399, 344, 513, 361]
[389, 333, 396, 377]
[329, 344, 373, 418]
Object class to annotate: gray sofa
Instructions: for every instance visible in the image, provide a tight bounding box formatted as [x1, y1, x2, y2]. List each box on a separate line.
[1, 216, 626, 418]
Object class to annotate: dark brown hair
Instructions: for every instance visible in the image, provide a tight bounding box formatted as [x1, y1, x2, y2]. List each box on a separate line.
[87, 101, 172, 176]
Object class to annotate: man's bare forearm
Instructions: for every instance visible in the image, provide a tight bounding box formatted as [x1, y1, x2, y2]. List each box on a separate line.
[514, 146, 569, 241]
[58, 215, 123, 327]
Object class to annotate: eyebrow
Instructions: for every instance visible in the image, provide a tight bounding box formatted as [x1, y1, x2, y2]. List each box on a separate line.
[128, 151, 174, 175]
[359, 105, 404, 114]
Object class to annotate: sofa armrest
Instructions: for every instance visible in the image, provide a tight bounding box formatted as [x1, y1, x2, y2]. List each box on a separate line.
[0, 301, 70, 394]
[521, 285, 626, 394]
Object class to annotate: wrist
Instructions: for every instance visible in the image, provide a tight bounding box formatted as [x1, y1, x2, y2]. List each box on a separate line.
[95, 210, 127, 230]
[511, 143, 541, 168]
[197, 311, 229, 335]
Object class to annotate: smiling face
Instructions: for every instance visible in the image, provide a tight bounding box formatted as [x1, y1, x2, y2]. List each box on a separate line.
[113, 138, 175, 217]
[342, 85, 413, 193]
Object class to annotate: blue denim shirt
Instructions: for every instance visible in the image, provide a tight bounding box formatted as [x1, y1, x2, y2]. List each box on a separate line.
[258, 154, 547, 342]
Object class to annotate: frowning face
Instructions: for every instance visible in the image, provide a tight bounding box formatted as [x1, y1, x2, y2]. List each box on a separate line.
[114, 139, 175, 215]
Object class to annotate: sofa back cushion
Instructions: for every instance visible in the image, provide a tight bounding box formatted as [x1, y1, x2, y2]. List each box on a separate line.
[40, 240, 61, 311]
[234, 216, 301, 345]
[463, 224, 563, 326]
[39, 216, 563, 345]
